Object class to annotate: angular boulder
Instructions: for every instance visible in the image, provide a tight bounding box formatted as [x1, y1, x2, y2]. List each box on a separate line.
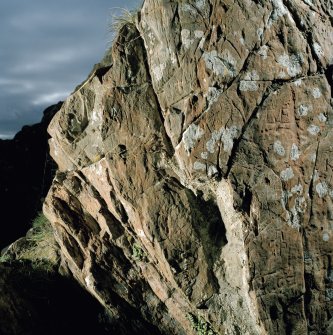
[44, 1, 333, 334]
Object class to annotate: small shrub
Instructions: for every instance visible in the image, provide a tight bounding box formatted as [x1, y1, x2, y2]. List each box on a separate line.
[29, 212, 53, 243]
[187, 313, 216, 335]
[0, 213, 58, 271]
[0, 253, 11, 263]
[132, 242, 146, 262]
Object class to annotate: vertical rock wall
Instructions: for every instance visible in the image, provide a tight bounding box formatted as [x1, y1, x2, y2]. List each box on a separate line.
[44, 1, 333, 334]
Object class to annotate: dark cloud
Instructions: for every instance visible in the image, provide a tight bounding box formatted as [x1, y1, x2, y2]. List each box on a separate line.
[0, 0, 141, 138]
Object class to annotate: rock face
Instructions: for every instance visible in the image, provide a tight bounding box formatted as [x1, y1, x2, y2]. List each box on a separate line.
[44, 1, 333, 334]
[0, 103, 61, 248]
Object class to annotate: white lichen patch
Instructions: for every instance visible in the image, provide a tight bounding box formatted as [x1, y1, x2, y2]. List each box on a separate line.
[96, 163, 103, 176]
[297, 104, 312, 117]
[268, 0, 294, 27]
[317, 113, 327, 123]
[313, 42, 324, 57]
[193, 161, 206, 171]
[221, 126, 238, 152]
[290, 143, 301, 161]
[239, 81, 258, 91]
[316, 181, 328, 198]
[198, 35, 206, 50]
[182, 124, 204, 154]
[257, 28, 263, 40]
[91, 109, 103, 123]
[203, 86, 224, 114]
[240, 71, 259, 91]
[258, 45, 268, 59]
[138, 229, 146, 238]
[152, 63, 166, 82]
[201, 151, 208, 159]
[278, 53, 303, 77]
[310, 153, 317, 163]
[323, 232, 330, 242]
[289, 196, 306, 229]
[85, 274, 94, 289]
[181, 29, 194, 49]
[206, 129, 222, 153]
[208, 165, 218, 178]
[181, 3, 197, 15]
[293, 79, 302, 86]
[206, 126, 238, 153]
[313, 170, 319, 181]
[273, 140, 285, 156]
[202, 50, 224, 75]
[312, 87, 321, 98]
[278, 71, 287, 79]
[307, 124, 320, 135]
[194, 30, 204, 38]
[290, 206, 301, 229]
[89, 161, 103, 177]
[202, 50, 236, 77]
[291, 184, 303, 194]
[182, 30, 205, 49]
[196, 0, 206, 9]
[244, 70, 259, 81]
[170, 52, 177, 65]
[280, 167, 294, 181]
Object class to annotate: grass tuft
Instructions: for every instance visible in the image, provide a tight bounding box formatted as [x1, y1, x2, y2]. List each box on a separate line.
[0, 212, 59, 272]
[108, 8, 138, 38]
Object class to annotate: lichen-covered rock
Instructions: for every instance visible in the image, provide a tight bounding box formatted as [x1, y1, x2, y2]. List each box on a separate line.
[44, 1, 333, 334]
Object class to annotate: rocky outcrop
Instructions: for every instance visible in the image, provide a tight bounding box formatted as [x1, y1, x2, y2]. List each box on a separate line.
[44, 0, 333, 334]
[0, 103, 61, 248]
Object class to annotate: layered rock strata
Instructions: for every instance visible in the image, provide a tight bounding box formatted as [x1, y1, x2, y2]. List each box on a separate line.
[44, 0, 333, 334]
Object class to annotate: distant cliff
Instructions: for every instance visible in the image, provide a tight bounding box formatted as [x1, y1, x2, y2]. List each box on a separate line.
[2, 0, 333, 334]
[0, 102, 61, 248]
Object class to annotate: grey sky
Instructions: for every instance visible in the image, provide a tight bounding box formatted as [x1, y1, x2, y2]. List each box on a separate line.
[0, 0, 141, 138]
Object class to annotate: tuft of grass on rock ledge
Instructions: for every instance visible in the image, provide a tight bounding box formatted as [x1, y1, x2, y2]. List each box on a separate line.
[0, 212, 59, 273]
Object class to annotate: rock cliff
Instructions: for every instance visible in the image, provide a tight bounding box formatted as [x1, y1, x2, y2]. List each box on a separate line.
[43, 0, 333, 334]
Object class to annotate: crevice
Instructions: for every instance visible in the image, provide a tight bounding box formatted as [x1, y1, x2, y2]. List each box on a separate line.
[95, 66, 112, 84]
[325, 64, 333, 98]
[308, 140, 320, 205]
[130, 25, 175, 157]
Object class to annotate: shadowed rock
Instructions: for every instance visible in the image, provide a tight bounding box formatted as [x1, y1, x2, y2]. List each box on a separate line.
[0, 102, 62, 248]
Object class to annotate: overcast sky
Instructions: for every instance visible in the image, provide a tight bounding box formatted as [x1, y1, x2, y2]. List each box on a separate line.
[0, 0, 141, 139]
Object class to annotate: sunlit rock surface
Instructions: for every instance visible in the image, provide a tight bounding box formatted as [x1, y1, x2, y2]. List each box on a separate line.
[44, 0, 333, 334]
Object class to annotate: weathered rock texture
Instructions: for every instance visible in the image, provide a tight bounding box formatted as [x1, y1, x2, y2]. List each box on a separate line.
[44, 0, 333, 334]
[0, 103, 61, 248]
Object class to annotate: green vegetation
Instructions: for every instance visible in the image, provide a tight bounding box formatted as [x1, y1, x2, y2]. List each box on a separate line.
[108, 8, 138, 36]
[29, 212, 53, 244]
[0, 253, 10, 263]
[132, 242, 146, 262]
[0, 212, 59, 272]
[187, 313, 216, 335]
